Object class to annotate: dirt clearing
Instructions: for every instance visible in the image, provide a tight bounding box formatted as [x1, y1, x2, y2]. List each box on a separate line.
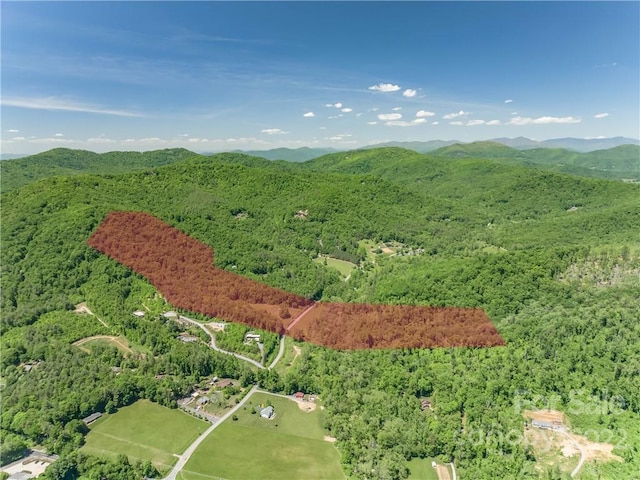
[296, 401, 317, 412]
[435, 464, 451, 480]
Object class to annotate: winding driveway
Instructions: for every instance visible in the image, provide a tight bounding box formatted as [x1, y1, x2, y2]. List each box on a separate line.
[178, 315, 264, 369]
[559, 431, 587, 477]
[267, 335, 286, 370]
[163, 385, 258, 480]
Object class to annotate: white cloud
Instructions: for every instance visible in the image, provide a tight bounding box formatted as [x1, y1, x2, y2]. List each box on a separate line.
[508, 116, 581, 125]
[594, 113, 609, 119]
[178, 133, 189, 137]
[443, 110, 470, 119]
[1, 96, 143, 117]
[325, 104, 333, 107]
[87, 137, 117, 144]
[432, 121, 439, 125]
[377, 113, 402, 121]
[416, 110, 435, 118]
[334, 102, 343, 108]
[403, 89, 417, 98]
[327, 134, 352, 141]
[303, 111, 315, 118]
[486, 120, 501, 126]
[504, 99, 513, 103]
[54, 133, 64, 137]
[466, 120, 485, 126]
[341, 108, 353, 113]
[368, 83, 401, 93]
[12, 136, 25, 141]
[450, 121, 464, 126]
[511, 111, 518, 115]
[261, 128, 289, 135]
[385, 118, 429, 127]
[356, 113, 363, 117]
[392, 107, 402, 111]
[367, 121, 378, 125]
[370, 107, 380, 112]
[6, 129, 19, 133]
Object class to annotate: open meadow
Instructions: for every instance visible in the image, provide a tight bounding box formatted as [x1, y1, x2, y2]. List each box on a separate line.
[179, 392, 344, 480]
[81, 399, 208, 472]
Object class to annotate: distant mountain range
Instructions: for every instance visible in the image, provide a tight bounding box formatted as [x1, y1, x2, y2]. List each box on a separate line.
[230, 137, 638, 162]
[364, 136, 639, 153]
[234, 147, 339, 162]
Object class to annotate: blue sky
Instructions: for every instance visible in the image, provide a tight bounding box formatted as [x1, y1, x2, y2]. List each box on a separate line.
[2, 1, 639, 154]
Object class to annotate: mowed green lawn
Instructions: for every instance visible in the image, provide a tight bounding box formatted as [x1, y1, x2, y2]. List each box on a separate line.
[313, 256, 357, 277]
[81, 399, 208, 472]
[180, 393, 344, 480]
[407, 458, 439, 480]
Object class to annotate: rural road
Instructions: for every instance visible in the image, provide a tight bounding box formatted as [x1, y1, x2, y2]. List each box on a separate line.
[449, 462, 457, 480]
[163, 384, 259, 480]
[74, 302, 109, 328]
[285, 304, 316, 332]
[560, 431, 586, 477]
[267, 335, 286, 370]
[178, 315, 264, 369]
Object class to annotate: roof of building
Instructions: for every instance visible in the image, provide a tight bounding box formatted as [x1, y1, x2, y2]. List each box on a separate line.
[82, 412, 103, 424]
[531, 420, 554, 428]
[8, 472, 34, 480]
[261, 406, 274, 417]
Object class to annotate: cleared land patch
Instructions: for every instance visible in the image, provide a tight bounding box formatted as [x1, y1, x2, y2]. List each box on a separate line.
[73, 335, 134, 354]
[81, 399, 208, 472]
[313, 256, 357, 277]
[524, 410, 623, 476]
[88, 211, 504, 350]
[180, 392, 344, 480]
[407, 457, 443, 480]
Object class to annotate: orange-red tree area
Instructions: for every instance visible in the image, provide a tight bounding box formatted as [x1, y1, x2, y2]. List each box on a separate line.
[87, 211, 312, 334]
[87, 211, 505, 350]
[287, 303, 505, 350]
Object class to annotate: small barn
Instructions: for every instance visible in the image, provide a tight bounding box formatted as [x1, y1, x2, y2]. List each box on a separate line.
[82, 412, 102, 425]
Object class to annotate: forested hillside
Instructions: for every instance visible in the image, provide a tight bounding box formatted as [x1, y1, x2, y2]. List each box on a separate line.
[0, 147, 196, 192]
[1, 147, 639, 479]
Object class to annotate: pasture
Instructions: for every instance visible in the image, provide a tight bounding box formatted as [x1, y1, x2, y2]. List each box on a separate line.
[81, 399, 208, 472]
[313, 256, 357, 277]
[179, 392, 344, 480]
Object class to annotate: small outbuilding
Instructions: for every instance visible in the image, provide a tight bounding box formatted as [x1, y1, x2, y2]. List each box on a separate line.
[260, 406, 275, 419]
[82, 412, 102, 425]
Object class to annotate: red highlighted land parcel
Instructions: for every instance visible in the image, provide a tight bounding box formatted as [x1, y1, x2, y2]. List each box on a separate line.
[87, 212, 505, 350]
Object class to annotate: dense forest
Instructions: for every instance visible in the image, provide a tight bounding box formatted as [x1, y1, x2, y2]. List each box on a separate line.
[1, 146, 639, 479]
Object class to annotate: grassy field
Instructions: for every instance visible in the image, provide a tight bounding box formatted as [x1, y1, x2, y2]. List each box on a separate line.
[407, 458, 439, 480]
[313, 256, 357, 277]
[179, 392, 344, 480]
[81, 399, 208, 472]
